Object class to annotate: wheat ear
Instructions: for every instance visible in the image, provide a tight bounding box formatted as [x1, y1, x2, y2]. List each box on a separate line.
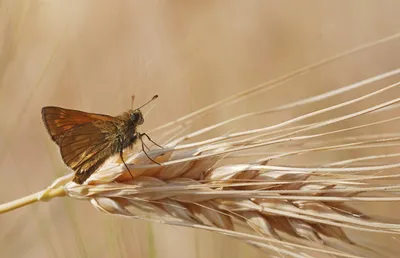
[1, 33, 400, 257]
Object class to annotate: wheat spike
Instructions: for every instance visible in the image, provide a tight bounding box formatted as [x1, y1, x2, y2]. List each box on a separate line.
[60, 69, 400, 257]
[1, 34, 400, 257]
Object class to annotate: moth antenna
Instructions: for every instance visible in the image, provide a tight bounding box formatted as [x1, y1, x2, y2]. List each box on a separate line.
[134, 95, 158, 111]
[131, 95, 136, 110]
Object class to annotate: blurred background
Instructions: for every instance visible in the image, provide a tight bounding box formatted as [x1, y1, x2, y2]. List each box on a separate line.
[0, 1, 400, 257]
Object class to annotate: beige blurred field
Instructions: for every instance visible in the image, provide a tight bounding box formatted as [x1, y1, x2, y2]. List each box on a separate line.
[1, 1, 400, 257]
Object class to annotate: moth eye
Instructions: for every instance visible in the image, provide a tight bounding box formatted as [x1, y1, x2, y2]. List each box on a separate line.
[131, 111, 144, 125]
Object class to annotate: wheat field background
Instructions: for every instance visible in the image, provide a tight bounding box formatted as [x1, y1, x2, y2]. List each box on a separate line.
[1, 1, 400, 257]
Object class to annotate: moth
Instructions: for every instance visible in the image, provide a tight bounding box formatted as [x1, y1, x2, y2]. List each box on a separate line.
[41, 95, 161, 184]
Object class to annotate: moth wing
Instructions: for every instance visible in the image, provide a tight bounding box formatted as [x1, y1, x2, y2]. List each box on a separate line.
[58, 122, 117, 171]
[41, 106, 115, 144]
[42, 106, 119, 183]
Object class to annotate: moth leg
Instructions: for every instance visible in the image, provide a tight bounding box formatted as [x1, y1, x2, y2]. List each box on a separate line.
[138, 134, 161, 165]
[119, 135, 133, 179]
[141, 139, 151, 151]
[140, 133, 163, 149]
[120, 150, 134, 180]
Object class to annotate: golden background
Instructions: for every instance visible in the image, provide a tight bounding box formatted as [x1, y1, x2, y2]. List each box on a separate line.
[1, 1, 400, 257]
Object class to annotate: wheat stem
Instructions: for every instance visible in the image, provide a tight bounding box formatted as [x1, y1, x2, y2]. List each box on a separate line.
[0, 186, 66, 214]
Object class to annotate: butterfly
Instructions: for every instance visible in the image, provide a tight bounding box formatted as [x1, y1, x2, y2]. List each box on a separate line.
[41, 95, 161, 184]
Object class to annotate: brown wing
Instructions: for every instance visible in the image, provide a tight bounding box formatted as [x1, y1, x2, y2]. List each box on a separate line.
[59, 122, 119, 183]
[42, 107, 118, 183]
[41, 106, 115, 144]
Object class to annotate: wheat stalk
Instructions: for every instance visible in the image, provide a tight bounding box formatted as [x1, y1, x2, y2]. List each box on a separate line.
[1, 34, 400, 257]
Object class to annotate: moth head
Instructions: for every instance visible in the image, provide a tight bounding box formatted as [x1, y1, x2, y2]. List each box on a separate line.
[129, 95, 158, 126]
[130, 110, 144, 125]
